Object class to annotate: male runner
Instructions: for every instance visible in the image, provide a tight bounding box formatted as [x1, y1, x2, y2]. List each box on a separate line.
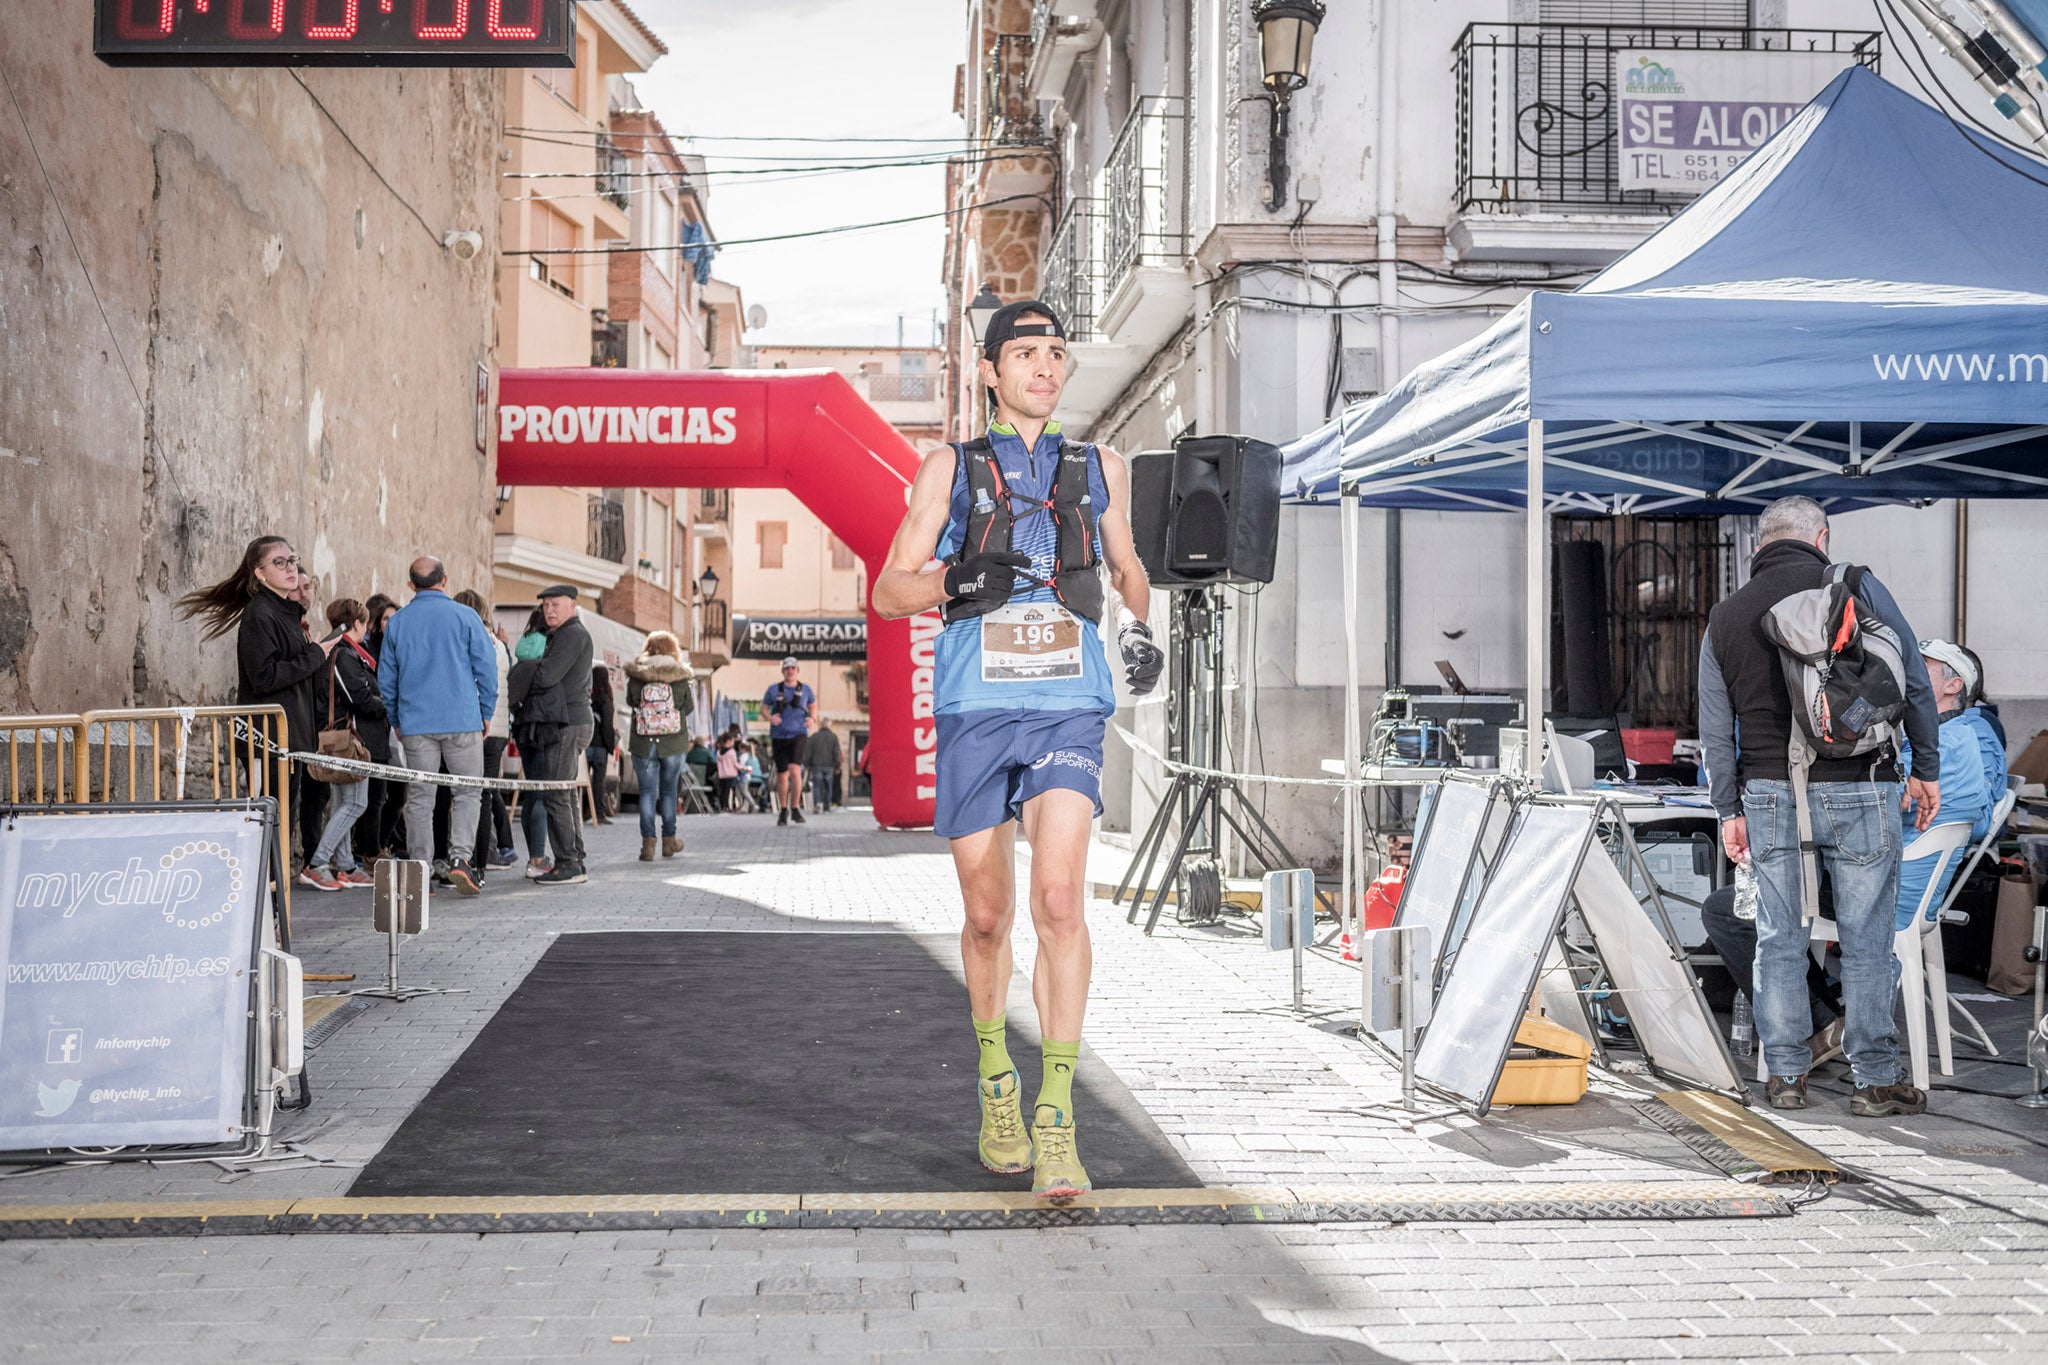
[874, 300, 1164, 1197]
[764, 656, 816, 825]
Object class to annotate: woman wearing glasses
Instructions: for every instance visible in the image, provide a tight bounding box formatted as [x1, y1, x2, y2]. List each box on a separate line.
[177, 537, 339, 873]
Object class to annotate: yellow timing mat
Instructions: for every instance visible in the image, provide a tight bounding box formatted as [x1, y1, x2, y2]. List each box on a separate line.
[1638, 1091, 1848, 1183]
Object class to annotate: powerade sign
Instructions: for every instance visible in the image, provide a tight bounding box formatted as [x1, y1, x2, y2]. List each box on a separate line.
[1616, 49, 1855, 194]
[731, 616, 867, 662]
[0, 809, 267, 1151]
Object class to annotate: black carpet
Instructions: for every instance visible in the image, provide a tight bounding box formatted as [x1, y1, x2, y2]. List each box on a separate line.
[350, 931, 1198, 1196]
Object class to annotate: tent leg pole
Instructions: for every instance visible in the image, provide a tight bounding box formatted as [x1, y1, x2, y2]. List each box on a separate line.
[1526, 418, 1547, 778]
[1342, 485, 1362, 951]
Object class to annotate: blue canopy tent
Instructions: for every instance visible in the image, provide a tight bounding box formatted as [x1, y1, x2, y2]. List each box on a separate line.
[1275, 67, 2048, 929]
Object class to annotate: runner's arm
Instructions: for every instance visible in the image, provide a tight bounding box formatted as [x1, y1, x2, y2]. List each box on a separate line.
[1096, 447, 1152, 625]
[871, 446, 961, 620]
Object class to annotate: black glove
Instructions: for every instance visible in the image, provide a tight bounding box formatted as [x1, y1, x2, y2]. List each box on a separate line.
[1119, 619, 1165, 696]
[943, 550, 1034, 603]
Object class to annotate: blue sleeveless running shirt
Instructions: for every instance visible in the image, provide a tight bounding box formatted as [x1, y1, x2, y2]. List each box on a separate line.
[931, 422, 1117, 717]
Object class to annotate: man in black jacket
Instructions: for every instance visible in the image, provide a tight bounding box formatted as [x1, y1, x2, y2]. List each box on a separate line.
[526, 585, 595, 885]
[1698, 496, 1940, 1117]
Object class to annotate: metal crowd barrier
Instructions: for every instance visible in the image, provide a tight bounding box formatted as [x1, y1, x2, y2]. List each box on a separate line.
[1, 714, 87, 804]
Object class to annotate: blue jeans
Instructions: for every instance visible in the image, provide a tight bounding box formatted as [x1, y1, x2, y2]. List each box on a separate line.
[635, 753, 683, 838]
[311, 777, 369, 871]
[1744, 778, 1902, 1086]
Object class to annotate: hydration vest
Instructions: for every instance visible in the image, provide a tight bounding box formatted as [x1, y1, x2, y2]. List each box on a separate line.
[940, 436, 1104, 626]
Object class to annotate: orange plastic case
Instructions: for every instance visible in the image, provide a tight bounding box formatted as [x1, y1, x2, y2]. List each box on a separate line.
[1489, 1013, 1591, 1106]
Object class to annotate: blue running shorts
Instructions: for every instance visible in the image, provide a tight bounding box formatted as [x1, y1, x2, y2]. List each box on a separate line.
[933, 708, 1107, 839]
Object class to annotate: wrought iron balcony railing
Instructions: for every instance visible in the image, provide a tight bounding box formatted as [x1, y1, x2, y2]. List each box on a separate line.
[695, 599, 730, 656]
[587, 495, 626, 564]
[597, 137, 631, 212]
[696, 487, 731, 523]
[1453, 23, 1880, 216]
[983, 32, 1043, 145]
[1040, 197, 1104, 343]
[1102, 96, 1188, 289]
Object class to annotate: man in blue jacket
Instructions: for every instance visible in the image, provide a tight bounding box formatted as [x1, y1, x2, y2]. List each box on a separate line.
[380, 556, 499, 896]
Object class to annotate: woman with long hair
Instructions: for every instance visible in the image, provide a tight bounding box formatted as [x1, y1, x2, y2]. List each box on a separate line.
[625, 630, 693, 860]
[300, 598, 383, 891]
[176, 536, 337, 870]
[358, 591, 405, 862]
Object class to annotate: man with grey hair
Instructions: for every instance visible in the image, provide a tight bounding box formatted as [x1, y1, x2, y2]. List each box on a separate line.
[1698, 495, 1940, 1116]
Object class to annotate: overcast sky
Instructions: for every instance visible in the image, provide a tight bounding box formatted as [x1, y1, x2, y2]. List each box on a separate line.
[626, 0, 963, 349]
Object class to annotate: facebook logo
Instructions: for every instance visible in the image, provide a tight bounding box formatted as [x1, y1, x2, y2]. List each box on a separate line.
[45, 1029, 83, 1065]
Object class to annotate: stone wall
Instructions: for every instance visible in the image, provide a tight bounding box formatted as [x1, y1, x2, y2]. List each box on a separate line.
[0, 5, 502, 715]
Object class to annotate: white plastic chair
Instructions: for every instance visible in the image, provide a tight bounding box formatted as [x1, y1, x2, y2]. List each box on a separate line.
[1798, 821, 1973, 1092]
[1924, 787, 2019, 1065]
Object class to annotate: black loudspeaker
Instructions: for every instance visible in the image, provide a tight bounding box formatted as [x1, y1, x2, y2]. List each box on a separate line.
[1555, 539, 1615, 716]
[1129, 435, 1282, 588]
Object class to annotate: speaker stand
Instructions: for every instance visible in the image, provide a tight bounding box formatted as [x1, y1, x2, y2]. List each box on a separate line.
[1112, 588, 1324, 936]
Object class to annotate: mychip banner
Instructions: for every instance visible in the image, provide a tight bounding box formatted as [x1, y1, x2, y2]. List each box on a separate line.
[0, 807, 269, 1152]
[1616, 49, 1856, 194]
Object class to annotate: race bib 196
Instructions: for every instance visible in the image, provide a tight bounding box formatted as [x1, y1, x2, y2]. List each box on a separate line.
[981, 603, 1083, 683]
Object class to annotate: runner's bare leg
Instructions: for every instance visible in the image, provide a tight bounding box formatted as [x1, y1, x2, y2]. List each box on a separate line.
[952, 819, 1018, 1019]
[1020, 787, 1094, 1041]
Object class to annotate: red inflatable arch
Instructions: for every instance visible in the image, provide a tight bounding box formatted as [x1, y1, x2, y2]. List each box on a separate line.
[495, 368, 937, 829]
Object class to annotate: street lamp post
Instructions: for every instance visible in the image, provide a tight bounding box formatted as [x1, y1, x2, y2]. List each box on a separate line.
[964, 284, 1002, 428]
[1252, 0, 1326, 212]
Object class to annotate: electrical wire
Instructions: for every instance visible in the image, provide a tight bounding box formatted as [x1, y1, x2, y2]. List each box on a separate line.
[1873, 0, 2048, 190]
[288, 71, 443, 246]
[507, 125, 997, 146]
[505, 128, 1045, 165]
[511, 192, 1046, 255]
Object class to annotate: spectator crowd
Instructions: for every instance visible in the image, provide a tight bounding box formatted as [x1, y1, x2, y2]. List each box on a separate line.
[177, 535, 855, 899]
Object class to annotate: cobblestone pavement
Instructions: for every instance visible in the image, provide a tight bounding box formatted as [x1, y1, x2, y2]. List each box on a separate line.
[3, 806, 2046, 1362]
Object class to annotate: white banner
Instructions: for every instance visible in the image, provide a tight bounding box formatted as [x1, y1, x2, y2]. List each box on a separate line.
[1616, 49, 1856, 194]
[0, 808, 268, 1151]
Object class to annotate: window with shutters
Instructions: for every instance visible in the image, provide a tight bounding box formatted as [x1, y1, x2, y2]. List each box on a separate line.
[758, 521, 787, 570]
[527, 203, 578, 298]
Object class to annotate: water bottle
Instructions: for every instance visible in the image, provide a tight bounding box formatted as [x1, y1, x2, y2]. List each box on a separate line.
[1733, 859, 1759, 922]
[1731, 990, 1755, 1058]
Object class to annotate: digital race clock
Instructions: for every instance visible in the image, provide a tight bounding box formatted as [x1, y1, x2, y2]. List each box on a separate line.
[95, 1, 577, 67]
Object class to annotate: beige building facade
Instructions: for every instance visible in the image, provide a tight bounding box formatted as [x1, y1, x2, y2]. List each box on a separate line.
[0, 0, 501, 717]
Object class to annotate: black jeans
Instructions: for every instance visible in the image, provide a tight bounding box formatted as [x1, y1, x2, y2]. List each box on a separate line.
[297, 775, 328, 871]
[1700, 885, 1838, 1034]
[475, 735, 512, 864]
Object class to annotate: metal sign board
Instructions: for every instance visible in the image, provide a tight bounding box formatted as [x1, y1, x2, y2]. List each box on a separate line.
[374, 859, 428, 936]
[1362, 924, 1434, 1035]
[1261, 868, 1314, 952]
[0, 806, 269, 1152]
[1412, 803, 1599, 1115]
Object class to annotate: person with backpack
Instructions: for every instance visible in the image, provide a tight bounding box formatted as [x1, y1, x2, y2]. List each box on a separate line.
[625, 631, 694, 860]
[1698, 496, 1940, 1117]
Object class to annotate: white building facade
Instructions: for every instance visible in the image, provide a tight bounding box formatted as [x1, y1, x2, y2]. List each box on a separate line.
[944, 0, 2048, 864]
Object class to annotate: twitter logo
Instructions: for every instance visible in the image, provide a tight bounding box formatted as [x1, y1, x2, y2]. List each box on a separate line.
[35, 1078, 81, 1118]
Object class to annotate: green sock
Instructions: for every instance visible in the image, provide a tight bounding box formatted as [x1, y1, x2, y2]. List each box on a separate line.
[1037, 1040, 1080, 1115]
[973, 1015, 1015, 1081]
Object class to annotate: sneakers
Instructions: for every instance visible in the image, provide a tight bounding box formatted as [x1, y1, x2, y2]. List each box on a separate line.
[524, 859, 553, 880]
[534, 862, 588, 885]
[1850, 1081, 1928, 1117]
[491, 846, 519, 868]
[297, 866, 343, 893]
[661, 836, 683, 857]
[431, 858, 453, 888]
[1030, 1105, 1090, 1199]
[791, 807, 805, 824]
[1806, 1018, 1845, 1068]
[777, 808, 789, 827]
[1767, 1073, 1809, 1110]
[446, 860, 482, 897]
[335, 868, 375, 888]
[976, 1072, 1034, 1175]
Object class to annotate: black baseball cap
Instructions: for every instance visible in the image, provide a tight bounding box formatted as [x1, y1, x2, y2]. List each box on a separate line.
[981, 300, 1067, 361]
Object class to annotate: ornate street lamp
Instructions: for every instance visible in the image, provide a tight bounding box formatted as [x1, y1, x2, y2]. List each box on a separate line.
[696, 564, 720, 601]
[1252, 0, 1326, 212]
[965, 284, 1003, 347]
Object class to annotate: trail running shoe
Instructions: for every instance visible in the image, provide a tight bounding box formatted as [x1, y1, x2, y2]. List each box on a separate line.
[976, 1072, 1033, 1174]
[335, 869, 374, 888]
[1850, 1081, 1927, 1117]
[1031, 1105, 1090, 1199]
[1767, 1073, 1809, 1110]
[297, 867, 342, 893]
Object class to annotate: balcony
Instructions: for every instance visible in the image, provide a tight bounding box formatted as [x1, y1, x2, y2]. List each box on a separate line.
[1449, 23, 1880, 264]
[864, 373, 936, 403]
[984, 33, 1043, 146]
[597, 137, 631, 212]
[692, 487, 731, 542]
[1041, 195, 1140, 429]
[1097, 96, 1192, 355]
[587, 494, 626, 564]
[693, 598, 732, 670]
[1026, 0, 1100, 103]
